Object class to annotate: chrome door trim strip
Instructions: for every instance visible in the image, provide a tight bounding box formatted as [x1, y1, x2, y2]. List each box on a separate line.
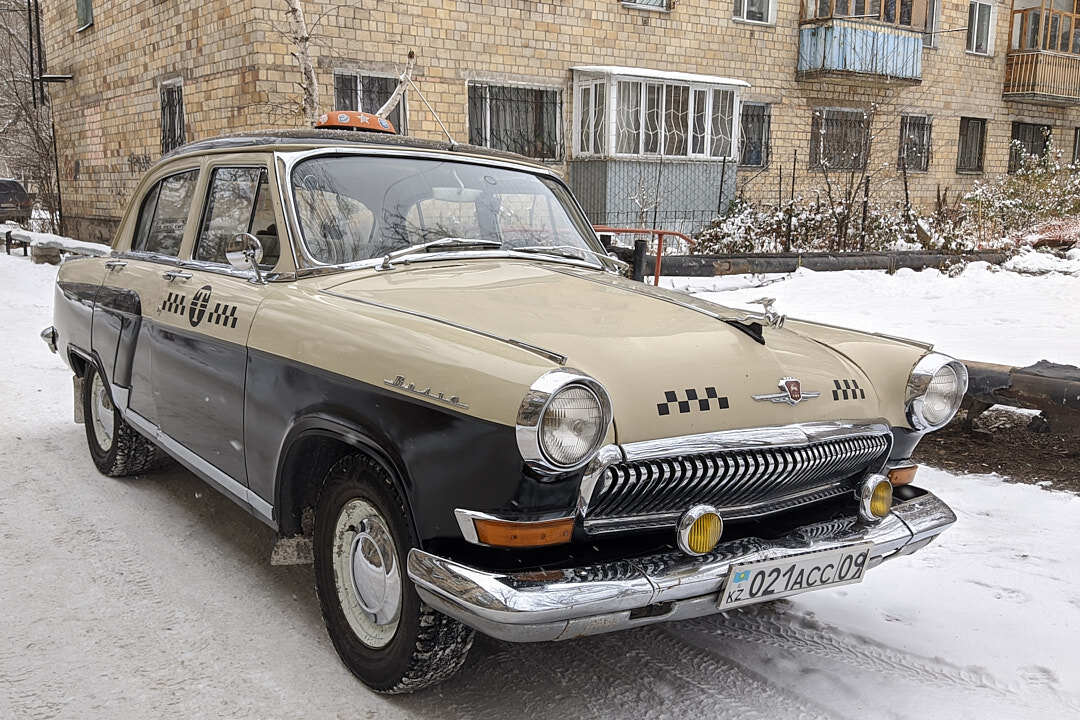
[319, 288, 568, 365]
[123, 409, 275, 527]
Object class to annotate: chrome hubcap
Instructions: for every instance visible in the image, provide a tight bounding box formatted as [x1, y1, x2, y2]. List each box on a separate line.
[90, 373, 114, 452]
[332, 499, 401, 648]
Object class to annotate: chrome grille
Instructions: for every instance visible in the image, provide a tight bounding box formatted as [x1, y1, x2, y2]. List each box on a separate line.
[585, 433, 890, 532]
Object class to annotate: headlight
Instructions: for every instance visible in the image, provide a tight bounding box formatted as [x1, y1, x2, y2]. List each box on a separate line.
[517, 369, 612, 474]
[906, 353, 969, 431]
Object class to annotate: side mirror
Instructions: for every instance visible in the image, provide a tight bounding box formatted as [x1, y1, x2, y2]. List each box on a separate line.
[226, 233, 265, 283]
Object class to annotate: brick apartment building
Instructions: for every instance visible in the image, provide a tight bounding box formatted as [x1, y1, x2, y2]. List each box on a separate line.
[40, 0, 1080, 242]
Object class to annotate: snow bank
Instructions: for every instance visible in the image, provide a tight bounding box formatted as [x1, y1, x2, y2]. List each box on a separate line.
[665, 263, 1080, 366]
[8, 228, 110, 257]
[1004, 247, 1080, 275]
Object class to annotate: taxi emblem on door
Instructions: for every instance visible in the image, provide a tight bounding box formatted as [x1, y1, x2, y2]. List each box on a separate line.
[189, 285, 212, 328]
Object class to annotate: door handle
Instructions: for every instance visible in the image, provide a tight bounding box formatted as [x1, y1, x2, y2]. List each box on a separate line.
[104, 260, 127, 270]
[162, 270, 193, 282]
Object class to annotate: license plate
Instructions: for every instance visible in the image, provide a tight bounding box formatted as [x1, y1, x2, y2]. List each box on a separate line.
[717, 542, 872, 610]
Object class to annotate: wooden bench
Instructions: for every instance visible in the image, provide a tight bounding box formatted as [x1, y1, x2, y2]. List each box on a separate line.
[3, 229, 29, 256]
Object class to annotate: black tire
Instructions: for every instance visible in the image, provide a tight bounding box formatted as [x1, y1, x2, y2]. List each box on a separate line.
[82, 363, 166, 477]
[313, 453, 474, 694]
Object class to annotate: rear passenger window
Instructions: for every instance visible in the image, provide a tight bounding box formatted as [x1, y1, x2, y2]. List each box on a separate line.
[196, 167, 279, 268]
[132, 170, 198, 256]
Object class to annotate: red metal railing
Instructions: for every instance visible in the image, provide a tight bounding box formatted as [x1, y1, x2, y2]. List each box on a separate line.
[593, 226, 695, 285]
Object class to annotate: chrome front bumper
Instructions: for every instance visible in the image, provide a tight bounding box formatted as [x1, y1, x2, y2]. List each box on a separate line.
[407, 488, 955, 643]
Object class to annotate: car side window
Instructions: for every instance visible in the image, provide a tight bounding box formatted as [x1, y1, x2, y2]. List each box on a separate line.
[133, 170, 199, 256]
[195, 167, 279, 269]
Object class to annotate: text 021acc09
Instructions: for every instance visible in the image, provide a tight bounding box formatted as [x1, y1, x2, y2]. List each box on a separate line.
[717, 542, 873, 611]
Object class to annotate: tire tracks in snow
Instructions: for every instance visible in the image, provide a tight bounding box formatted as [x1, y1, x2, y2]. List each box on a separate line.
[680, 604, 1080, 716]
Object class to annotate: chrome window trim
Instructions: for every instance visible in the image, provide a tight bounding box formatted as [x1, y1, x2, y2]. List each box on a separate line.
[905, 353, 969, 431]
[516, 368, 614, 474]
[277, 146, 611, 276]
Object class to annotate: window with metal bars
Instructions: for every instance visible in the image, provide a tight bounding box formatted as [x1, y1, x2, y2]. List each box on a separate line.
[898, 115, 932, 172]
[1009, 121, 1052, 172]
[467, 83, 562, 160]
[739, 103, 771, 167]
[809, 108, 869, 170]
[956, 117, 986, 172]
[332, 72, 407, 133]
[76, 0, 93, 30]
[160, 82, 185, 155]
[622, 0, 673, 9]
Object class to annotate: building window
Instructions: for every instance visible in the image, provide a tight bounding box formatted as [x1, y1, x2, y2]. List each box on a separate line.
[1010, 121, 1052, 171]
[160, 81, 185, 155]
[923, 0, 938, 46]
[734, 0, 771, 23]
[739, 103, 771, 167]
[898, 115, 932, 172]
[467, 83, 561, 160]
[610, 81, 734, 158]
[966, 1, 993, 54]
[809, 108, 869, 170]
[75, 0, 93, 30]
[333, 72, 407, 134]
[578, 80, 608, 155]
[622, 0, 673, 9]
[956, 117, 986, 173]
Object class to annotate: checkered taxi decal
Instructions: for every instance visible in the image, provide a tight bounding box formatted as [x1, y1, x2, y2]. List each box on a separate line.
[657, 387, 729, 416]
[159, 287, 237, 330]
[832, 379, 866, 401]
[160, 292, 187, 316]
[206, 302, 238, 329]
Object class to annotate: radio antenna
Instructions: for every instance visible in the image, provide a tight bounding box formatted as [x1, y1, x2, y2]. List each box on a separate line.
[376, 50, 458, 147]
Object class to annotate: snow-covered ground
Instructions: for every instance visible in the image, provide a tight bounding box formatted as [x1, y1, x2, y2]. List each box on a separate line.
[2, 253, 1079, 719]
[662, 262, 1080, 366]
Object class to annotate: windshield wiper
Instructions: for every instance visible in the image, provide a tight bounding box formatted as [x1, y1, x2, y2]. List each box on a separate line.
[515, 244, 629, 274]
[377, 237, 502, 270]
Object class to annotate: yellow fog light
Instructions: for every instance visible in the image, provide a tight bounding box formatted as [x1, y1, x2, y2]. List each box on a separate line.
[677, 505, 724, 556]
[858, 474, 894, 523]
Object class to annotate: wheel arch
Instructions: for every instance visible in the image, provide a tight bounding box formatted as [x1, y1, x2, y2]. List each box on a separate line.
[273, 415, 417, 541]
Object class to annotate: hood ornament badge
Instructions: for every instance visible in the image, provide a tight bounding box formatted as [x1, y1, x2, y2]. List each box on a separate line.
[752, 377, 821, 406]
[749, 297, 785, 328]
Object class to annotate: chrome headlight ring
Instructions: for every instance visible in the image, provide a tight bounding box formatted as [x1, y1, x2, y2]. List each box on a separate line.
[905, 353, 969, 432]
[516, 368, 613, 475]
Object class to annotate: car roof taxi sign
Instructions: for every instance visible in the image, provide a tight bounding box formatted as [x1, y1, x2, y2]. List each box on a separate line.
[315, 110, 396, 134]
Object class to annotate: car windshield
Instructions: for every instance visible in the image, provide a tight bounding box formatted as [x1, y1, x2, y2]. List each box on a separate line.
[290, 155, 603, 265]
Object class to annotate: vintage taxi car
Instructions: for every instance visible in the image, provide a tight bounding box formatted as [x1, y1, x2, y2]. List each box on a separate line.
[43, 120, 967, 694]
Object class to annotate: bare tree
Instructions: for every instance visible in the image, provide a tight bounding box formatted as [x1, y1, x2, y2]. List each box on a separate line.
[284, 0, 319, 124]
[0, 0, 60, 232]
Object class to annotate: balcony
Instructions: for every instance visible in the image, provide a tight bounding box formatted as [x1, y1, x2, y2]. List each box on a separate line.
[797, 0, 927, 84]
[1004, 3, 1080, 105]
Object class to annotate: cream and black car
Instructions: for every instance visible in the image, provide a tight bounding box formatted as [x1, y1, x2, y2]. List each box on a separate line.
[43, 125, 967, 694]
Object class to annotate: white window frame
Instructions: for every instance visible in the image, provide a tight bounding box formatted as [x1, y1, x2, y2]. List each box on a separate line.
[575, 79, 607, 156]
[572, 70, 741, 162]
[332, 69, 409, 134]
[733, 0, 775, 25]
[966, 1, 996, 56]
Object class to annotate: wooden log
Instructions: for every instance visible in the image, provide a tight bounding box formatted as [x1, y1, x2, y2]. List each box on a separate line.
[645, 250, 1010, 277]
[964, 359, 1080, 433]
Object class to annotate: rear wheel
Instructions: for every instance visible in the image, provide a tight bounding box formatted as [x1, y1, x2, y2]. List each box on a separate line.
[313, 453, 474, 694]
[82, 363, 165, 477]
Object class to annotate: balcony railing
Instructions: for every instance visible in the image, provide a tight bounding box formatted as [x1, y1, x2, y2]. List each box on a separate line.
[1004, 50, 1080, 105]
[797, 17, 924, 83]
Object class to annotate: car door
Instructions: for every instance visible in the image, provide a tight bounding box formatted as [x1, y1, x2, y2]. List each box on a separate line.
[94, 167, 200, 423]
[150, 160, 282, 484]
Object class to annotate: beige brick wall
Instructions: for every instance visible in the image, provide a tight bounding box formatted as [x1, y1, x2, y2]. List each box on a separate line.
[43, 0, 1080, 240]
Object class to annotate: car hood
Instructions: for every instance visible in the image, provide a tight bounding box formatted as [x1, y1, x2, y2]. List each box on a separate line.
[326, 259, 890, 443]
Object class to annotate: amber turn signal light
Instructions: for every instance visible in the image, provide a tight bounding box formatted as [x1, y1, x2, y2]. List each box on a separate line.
[473, 517, 574, 548]
[889, 464, 918, 487]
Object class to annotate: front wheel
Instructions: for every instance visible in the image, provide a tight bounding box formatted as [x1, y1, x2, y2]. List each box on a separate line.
[313, 454, 474, 694]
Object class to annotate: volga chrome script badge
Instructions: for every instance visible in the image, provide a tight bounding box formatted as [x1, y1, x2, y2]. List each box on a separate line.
[752, 377, 821, 406]
[384, 375, 469, 410]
